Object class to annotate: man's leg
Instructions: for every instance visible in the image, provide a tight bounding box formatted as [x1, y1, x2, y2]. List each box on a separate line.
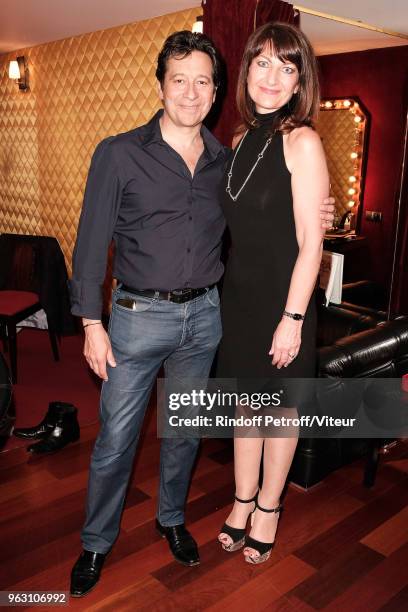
[158, 286, 222, 527]
[81, 291, 180, 554]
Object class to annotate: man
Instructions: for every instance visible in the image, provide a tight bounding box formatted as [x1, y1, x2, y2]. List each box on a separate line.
[69, 30, 334, 597]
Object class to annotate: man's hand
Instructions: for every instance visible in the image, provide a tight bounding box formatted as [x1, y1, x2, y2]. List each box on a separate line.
[83, 321, 116, 381]
[320, 196, 335, 230]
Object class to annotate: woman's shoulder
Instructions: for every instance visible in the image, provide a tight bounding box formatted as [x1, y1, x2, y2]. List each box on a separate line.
[283, 125, 325, 173]
[286, 125, 322, 153]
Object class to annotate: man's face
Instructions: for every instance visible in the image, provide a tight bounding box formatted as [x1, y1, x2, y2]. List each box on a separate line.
[158, 50, 216, 129]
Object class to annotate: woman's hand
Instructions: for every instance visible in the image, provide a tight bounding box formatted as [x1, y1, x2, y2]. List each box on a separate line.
[269, 317, 302, 369]
[320, 196, 335, 229]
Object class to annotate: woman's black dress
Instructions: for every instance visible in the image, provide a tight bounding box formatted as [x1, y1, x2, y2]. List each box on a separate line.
[216, 111, 317, 395]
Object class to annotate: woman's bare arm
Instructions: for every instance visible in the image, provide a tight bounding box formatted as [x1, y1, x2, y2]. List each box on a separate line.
[270, 127, 329, 368]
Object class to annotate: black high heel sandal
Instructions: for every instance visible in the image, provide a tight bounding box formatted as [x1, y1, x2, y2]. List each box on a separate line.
[243, 500, 283, 564]
[218, 492, 258, 552]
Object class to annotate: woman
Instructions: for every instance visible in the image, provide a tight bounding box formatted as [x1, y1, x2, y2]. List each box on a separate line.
[216, 22, 329, 564]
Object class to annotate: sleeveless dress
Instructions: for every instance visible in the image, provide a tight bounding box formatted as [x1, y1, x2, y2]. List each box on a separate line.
[216, 110, 317, 396]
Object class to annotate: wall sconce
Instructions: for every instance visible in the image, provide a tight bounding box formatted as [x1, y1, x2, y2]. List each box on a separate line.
[192, 16, 203, 33]
[8, 56, 29, 91]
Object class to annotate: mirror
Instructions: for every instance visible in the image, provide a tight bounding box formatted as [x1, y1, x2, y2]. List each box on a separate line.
[316, 98, 370, 232]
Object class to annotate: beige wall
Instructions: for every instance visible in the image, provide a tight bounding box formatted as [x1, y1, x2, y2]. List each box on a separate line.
[0, 7, 200, 274]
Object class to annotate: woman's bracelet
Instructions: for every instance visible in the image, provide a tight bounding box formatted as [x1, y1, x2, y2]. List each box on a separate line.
[83, 321, 102, 329]
[282, 310, 305, 321]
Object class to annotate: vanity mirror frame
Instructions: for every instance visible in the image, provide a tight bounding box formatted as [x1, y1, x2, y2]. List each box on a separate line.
[317, 97, 370, 233]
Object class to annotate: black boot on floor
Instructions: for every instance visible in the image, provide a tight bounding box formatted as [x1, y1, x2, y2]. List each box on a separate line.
[27, 403, 80, 454]
[70, 550, 107, 598]
[14, 401, 73, 440]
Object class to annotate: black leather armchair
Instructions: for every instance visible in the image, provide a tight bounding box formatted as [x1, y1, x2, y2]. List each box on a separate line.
[290, 317, 408, 488]
[341, 280, 387, 311]
[316, 302, 378, 348]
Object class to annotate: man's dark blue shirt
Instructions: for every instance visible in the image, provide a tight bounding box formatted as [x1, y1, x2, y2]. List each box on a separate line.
[70, 110, 230, 319]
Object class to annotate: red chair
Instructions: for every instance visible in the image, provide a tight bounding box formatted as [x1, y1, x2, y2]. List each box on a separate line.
[0, 350, 13, 449]
[0, 239, 59, 383]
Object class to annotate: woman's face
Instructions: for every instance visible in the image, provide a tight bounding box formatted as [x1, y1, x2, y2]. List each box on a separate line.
[247, 44, 300, 114]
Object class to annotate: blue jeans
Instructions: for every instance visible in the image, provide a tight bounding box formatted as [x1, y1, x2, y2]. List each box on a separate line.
[81, 285, 222, 554]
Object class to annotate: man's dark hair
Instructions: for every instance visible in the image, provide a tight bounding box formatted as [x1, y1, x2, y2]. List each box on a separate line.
[156, 30, 221, 88]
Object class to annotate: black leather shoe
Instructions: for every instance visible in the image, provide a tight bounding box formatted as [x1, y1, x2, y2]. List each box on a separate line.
[70, 550, 106, 598]
[13, 401, 69, 440]
[155, 520, 200, 566]
[27, 405, 80, 454]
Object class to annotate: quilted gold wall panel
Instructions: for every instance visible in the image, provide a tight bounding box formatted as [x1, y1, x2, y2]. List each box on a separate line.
[317, 110, 356, 221]
[0, 7, 200, 275]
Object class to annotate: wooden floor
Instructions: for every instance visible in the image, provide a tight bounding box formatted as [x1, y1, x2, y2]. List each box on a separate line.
[1, 410, 408, 611]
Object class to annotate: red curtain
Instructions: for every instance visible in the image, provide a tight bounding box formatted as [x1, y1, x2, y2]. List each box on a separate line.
[203, 0, 299, 145]
[394, 212, 408, 314]
[390, 122, 408, 315]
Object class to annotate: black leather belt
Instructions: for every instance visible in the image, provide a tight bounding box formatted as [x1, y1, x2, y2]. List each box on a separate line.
[120, 284, 215, 304]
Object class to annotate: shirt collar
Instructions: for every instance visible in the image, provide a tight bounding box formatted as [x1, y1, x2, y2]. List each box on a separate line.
[141, 109, 224, 162]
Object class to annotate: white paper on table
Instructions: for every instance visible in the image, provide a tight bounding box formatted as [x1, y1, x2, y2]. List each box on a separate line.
[319, 251, 344, 305]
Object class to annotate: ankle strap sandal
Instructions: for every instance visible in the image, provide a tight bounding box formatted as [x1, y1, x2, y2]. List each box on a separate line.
[234, 492, 258, 504]
[218, 491, 258, 552]
[244, 501, 283, 564]
[256, 500, 283, 513]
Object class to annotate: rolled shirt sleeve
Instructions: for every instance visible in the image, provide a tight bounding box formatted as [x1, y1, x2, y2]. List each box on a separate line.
[69, 138, 123, 319]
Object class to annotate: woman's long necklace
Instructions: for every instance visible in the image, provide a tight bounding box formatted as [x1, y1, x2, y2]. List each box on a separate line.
[226, 130, 273, 202]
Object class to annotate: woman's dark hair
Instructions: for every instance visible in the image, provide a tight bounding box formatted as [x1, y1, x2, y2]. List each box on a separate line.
[236, 22, 320, 134]
[156, 30, 221, 88]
